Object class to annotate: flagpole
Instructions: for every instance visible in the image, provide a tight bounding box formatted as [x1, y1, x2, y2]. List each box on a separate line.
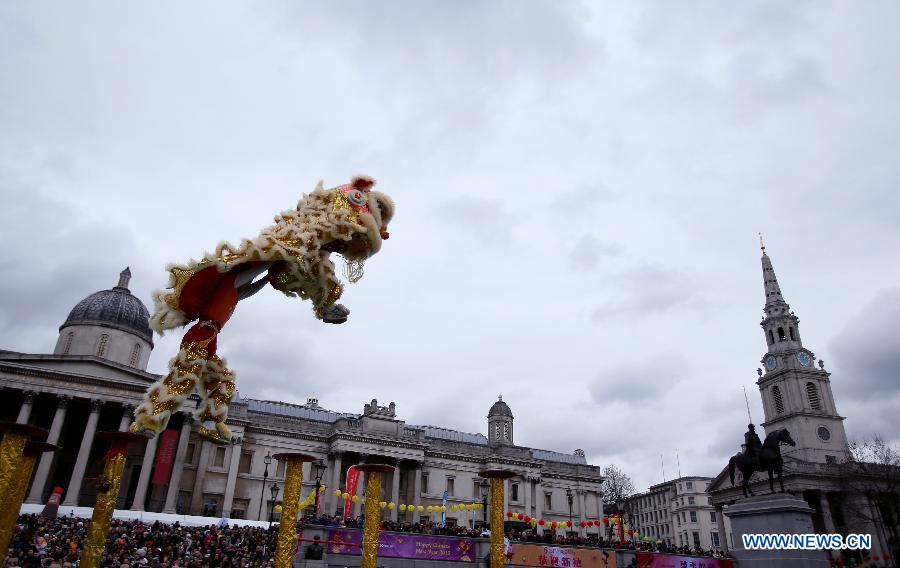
[743, 386, 753, 423]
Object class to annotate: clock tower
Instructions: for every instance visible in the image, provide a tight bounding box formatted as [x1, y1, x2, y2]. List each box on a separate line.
[756, 241, 850, 464]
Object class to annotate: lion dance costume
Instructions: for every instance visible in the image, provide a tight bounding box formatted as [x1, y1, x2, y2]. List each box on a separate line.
[131, 176, 394, 444]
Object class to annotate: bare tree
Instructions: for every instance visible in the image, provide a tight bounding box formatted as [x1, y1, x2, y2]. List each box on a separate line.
[840, 435, 900, 562]
[601, 464, 635, 504]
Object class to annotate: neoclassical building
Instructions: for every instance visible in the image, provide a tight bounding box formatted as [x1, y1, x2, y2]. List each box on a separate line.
[0, 269, 604, 529]
[626, 476, 733, 551]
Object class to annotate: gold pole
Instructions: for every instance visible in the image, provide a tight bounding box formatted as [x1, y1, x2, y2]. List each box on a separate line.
[357, 464, 394, 568]
[362, 472, 382, 568]
[0, 422, 47, 553]
[0, 422, 47, 539]
[490, 478, 505, 568]
[81, 432, 146, 568]
[0, 441, 57, 554]
[273, 453, 317, 568]
[478, 469, 517, 568]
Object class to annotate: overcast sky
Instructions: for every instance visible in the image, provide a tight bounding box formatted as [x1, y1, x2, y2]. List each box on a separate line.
[2, 1, 899, 494]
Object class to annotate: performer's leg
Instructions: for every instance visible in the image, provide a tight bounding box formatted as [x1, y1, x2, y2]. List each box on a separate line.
[132, 271, 240, 438]
[130, 343, 206, 436]
[191, 273, 240, 443]
[312, 254, 347, 323]
[195, 356, 237, 444]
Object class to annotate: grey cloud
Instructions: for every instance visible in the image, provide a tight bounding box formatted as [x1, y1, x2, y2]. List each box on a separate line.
[592, 265, 706, 320]
[0, 178, 143, 351]
[830, 288, 900, 400]
[570, 235, 622, 271]
[550, 185, 618, 219]
[589, 354, 687, 404]
[433, 196, 511, 243]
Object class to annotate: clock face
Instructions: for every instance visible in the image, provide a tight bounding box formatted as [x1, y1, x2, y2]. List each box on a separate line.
[817, 426, 831, 441]
[797, 352, 812, 367]
[765, 355, 777, 370]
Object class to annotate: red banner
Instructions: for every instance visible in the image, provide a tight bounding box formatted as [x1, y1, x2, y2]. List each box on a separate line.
[151, 429, 179, 485]
[343, 466, 360, 520]
[635, 553, 733, 568]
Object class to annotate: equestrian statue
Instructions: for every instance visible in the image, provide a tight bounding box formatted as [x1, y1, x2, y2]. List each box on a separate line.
[729, 423, 796, 497]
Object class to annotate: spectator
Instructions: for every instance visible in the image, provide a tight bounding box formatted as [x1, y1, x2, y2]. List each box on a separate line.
[303, 536, 323, 560]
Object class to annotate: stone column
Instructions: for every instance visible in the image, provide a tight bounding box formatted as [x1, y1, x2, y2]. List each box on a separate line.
[503, 479, 509, 514]
[578, 489, 587, 524]
[524, 477, 532, 516]
[390, 460, 401, 521]
[413, 461, 423, 512]
[534, 480, 543, 532]
[715, 504, 729, 553]
[163, 415, 193, 513]
[119, 404, 135, 432]
[16, 391, 38, 424]
[129, 434, 160, 511]
[222, 433, 244, 517]
[189, 440, 212, 515]
[597, 493, 604, 522]
[63, 400, 103, 506]
[818, 492, 836, 533]
[329, 451, 343, 514]
[27, 395, 71, 504]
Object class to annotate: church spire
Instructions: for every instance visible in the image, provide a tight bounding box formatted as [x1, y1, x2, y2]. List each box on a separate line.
[758, 239, 801, 352]
[760, 237, 789, 316]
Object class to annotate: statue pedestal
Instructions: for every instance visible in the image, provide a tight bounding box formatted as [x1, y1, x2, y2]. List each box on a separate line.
[725, 494, 830, 568]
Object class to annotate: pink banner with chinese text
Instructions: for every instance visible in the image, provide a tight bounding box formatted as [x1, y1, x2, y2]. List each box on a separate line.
[509, 544, 616, 568]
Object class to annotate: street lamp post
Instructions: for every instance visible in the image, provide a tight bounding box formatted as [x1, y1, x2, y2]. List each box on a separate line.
[312, 460, 327, 516]
[258, 451, 272, 521]
[566, 487, 574, 534]
[269, 481, 280, 529]
[480, 479, 490, 529]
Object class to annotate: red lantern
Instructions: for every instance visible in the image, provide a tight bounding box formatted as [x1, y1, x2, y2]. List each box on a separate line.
[585, 521, 592, 527]
[524, 516, 531, 523]
[517, 513, 524, 520]
[507, 511, 513, 518]
[602, 516, 609, 525]
[566, 521, 573, 528]
[538, 519, 545, 526]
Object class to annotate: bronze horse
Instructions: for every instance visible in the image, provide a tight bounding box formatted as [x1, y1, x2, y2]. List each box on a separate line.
[729, 428, 796, 497]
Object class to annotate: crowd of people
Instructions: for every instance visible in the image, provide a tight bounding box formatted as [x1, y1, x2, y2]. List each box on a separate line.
[4, 513, 735, 567]
[5, 515, 277, 567]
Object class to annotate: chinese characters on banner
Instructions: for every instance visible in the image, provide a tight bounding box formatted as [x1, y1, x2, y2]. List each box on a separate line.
[509, 544, 617, 568]
[635, 553, 734, 568]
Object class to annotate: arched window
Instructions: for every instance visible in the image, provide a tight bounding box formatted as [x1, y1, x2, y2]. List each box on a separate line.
[777, 327, 786, 341]
[767, 330, 775, 345]
[806, 382, 821, 410]
[96, 334, 109, 358]
[772, 386, 784, 414]
[129, 343, 142, 367]
[63, 332, 74, 355]
[789, 327, 796, 341]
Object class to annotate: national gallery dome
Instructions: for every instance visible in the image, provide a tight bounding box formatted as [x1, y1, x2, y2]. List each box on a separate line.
[54, 267, 154, 369]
